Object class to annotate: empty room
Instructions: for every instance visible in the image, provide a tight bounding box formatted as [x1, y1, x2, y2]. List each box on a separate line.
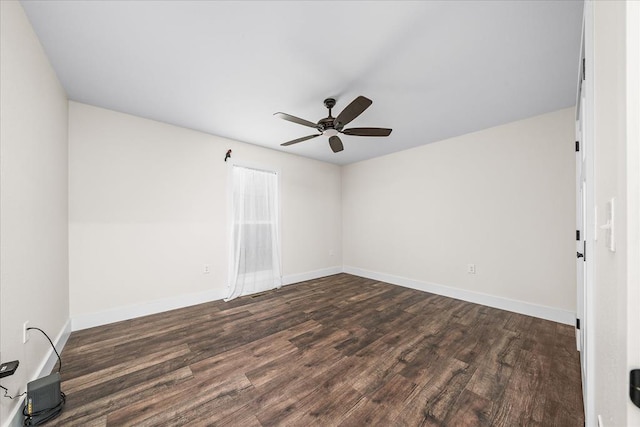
[1, 1, 638, 426]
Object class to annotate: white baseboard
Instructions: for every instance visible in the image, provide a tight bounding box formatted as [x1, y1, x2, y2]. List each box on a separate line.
[343, 266, 576, 325]
[282, 266, 343, 286]
[37, 319, 72, 377]
[71, 263, 573, 331]
[71, 288, 227, 331]
[71, 267, 343, 331]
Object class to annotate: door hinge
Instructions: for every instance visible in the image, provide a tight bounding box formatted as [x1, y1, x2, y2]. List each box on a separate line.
[576, 230, 581, 241]
[577, 242, 586, 261]
[582, 58, 586, 80]
[576, 140, 580, 152]
[630, 369, 640, 409]
[576, 318, 580, 330]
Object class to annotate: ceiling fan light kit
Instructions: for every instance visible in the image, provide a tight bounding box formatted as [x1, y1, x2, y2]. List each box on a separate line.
[274, 96, 392, 153]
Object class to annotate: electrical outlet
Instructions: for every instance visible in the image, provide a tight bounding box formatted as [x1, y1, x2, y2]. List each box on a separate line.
[23, 321, 29, 343]
[203, 264, 210, 274]
[467, 264, 476, 274]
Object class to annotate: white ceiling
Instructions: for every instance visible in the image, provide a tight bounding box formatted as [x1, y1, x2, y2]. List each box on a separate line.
[20, 0, 584, 165]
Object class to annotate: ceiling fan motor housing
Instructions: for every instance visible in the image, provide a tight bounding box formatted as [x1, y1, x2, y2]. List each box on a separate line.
[318, 117, 336, 131]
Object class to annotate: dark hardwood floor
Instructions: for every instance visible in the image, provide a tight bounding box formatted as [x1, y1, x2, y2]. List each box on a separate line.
[50, 273, 583, 426]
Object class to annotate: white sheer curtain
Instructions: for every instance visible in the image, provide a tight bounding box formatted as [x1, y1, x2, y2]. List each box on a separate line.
[226, 165, 281, 301]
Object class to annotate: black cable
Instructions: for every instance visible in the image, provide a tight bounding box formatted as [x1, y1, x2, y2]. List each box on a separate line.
[0, 385, 26, 399]
[22, 391, 66, 426]
[26, 327, 62, 373]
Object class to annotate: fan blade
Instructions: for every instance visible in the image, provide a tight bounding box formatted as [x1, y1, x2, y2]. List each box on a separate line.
[281, 134, 321, 146]
[342, 127, 392, 137]
[335, 96, 372, 127]
[329, 136, 344, 153]
[274, 112, 319, 129]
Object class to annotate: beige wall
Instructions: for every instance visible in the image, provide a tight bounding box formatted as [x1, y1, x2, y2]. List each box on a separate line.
[69, 102, 342, 323]
[343, 108, 576, 319]
[0, 1, 70, 425]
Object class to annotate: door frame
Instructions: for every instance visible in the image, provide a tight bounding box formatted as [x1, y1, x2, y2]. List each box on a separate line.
[625, 0, 640, 424]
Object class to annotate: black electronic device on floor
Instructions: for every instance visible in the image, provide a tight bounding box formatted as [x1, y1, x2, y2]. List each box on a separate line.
[24, 372, 64, 425]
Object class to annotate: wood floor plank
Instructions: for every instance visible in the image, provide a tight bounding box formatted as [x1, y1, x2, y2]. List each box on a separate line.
[107, 373, 253, 426]
[58, 367, 193, 425]
[464, 329, 520, 404]
[47, 273, 583, 426]
[443, 389, 493, 427]
[398, 357, 475, 425]
[490, 349, 549, 426]
[338, 374, 418, 426]
[63, 344, 191, 394]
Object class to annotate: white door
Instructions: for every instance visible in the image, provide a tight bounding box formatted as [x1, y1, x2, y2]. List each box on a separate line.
[575, 61, 588, 413]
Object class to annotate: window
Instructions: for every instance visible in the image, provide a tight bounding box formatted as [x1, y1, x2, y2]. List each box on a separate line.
[226, 165, 281, 300]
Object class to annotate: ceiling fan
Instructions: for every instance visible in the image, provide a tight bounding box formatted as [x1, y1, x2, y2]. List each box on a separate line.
[274, 96, 392, 153]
